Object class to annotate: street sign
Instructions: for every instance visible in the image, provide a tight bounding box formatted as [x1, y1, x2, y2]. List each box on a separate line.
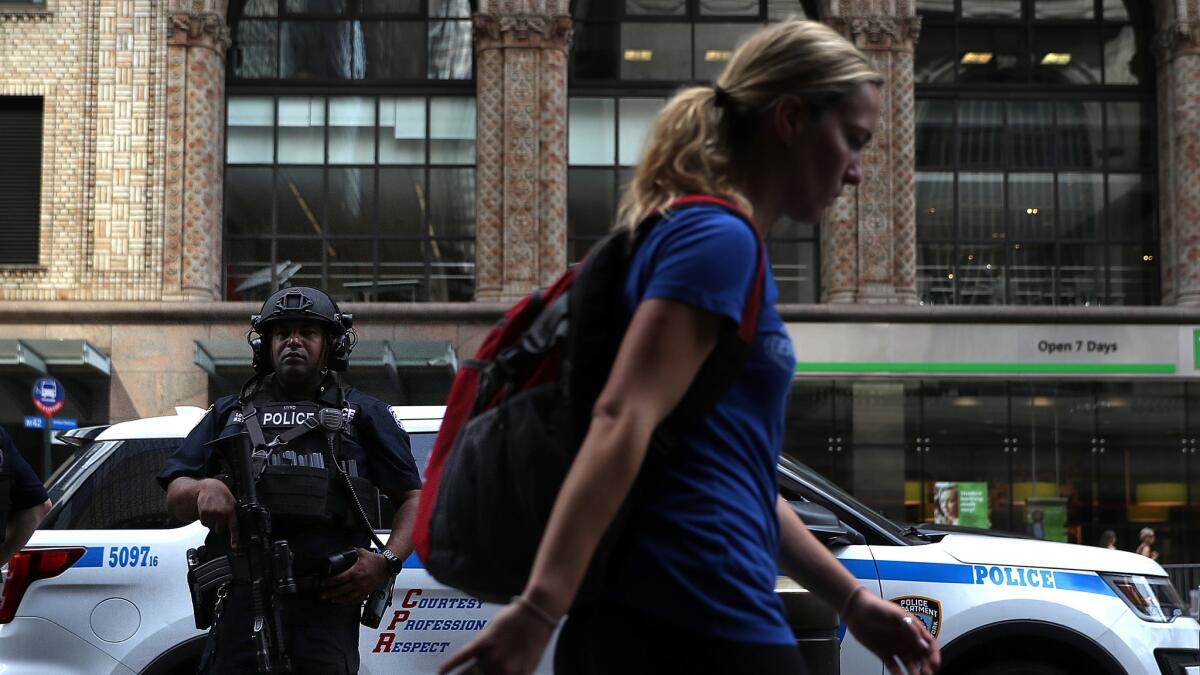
[32, 377, 65, 417]
[23, 417, 76, 430]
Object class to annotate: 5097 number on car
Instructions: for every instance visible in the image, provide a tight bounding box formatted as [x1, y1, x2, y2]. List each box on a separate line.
[108, 546, 159, 567]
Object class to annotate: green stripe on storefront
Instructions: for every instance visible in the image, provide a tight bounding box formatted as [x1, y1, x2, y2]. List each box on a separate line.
[794, 362, 1177, 375]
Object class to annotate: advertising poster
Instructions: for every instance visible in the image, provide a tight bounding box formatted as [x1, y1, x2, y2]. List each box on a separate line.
[933, 481, 990, 528]
[955, 482, 990, 529]
[1026, 497, 1067, 542]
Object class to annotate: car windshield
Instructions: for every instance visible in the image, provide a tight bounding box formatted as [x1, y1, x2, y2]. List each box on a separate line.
[778, 455, 911, 541]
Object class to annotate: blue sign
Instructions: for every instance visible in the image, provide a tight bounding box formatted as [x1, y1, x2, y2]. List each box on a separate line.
[24, 417, 78, 430]
[32, 377, 65, 416]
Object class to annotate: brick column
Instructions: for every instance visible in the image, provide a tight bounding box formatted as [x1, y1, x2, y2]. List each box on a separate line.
[473, 1, 571, 302]
[822, 6, 920, 305]
[162, 0, 230, 302]
[1155, 10, 1200, 305]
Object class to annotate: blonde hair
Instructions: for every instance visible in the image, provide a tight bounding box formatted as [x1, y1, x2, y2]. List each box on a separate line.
[617, 20, 883, 229]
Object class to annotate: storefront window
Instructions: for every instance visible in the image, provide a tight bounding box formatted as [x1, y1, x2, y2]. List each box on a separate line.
[786, 379, 1200, 563]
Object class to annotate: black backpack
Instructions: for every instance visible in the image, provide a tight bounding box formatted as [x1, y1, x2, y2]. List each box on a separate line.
[413, 195, 766, 604]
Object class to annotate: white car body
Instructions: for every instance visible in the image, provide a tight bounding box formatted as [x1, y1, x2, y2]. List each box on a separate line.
[1, 407, 1196, 674]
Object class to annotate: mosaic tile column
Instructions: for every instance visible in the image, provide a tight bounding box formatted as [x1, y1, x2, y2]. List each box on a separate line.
[162, 0, 230, 302]
[822, 4, 920, 304]
[473, 1, 572, 302]
[1155, 14, 1200, 306]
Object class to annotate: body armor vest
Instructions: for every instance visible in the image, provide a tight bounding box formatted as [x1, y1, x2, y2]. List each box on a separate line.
[234, 394, 381, 534]
[0, 445, 11, 545]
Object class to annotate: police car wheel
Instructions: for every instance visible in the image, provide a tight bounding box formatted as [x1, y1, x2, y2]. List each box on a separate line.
[972, 659, 1068, 675]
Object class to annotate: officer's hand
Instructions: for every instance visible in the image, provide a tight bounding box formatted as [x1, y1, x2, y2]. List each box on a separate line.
[320, 547, 388, 604]
[844, 591, 940, 675]
[195, 478, 239, 549]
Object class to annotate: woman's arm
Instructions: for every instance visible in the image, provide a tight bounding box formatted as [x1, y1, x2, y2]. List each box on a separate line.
[777, 496, 941, 675]
[523, 298, 722, 617]
[439, 298, 722, 674]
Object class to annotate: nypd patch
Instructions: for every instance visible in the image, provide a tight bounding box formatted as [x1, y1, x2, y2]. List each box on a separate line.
[891, 596, 941, 638]
[390, 407, 405, 431]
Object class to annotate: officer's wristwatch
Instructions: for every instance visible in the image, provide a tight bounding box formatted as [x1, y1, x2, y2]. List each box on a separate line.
[380, 548, 403, 576]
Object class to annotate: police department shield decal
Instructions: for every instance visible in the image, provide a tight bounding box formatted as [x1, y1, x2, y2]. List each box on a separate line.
[891, 596, 941, 638]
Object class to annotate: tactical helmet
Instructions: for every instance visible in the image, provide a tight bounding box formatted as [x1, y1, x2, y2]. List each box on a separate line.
[248, 287, 356, 373]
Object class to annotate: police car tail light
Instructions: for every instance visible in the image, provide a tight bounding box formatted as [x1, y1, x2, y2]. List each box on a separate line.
[0, 547, 86, 623]
[1100, 573, 1186, 623]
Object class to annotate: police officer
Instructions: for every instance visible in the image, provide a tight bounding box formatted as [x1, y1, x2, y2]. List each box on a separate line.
[159, 287, 422, 674]
[0, 427, 53, 566]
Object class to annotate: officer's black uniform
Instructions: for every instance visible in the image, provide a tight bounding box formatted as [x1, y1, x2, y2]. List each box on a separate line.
[157, 289, 420, 674]
[0, 427, 51, 544]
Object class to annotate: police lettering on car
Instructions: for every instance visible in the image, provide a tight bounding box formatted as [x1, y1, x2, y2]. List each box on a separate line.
[158, 287, 422, 675]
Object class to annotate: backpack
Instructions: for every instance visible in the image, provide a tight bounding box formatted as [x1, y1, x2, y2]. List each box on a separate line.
[412, 195, 766, 604]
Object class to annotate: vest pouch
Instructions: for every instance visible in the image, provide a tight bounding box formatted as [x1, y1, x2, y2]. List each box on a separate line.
[257, 465, 330, 521]
[0, 462, 11, 545]
[328, 474, 382, 530]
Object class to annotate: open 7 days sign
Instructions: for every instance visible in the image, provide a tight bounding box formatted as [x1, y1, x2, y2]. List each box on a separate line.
[32, 377, 65, 417]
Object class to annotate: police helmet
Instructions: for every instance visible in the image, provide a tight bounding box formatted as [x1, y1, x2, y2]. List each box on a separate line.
[248, 287, 356, 373]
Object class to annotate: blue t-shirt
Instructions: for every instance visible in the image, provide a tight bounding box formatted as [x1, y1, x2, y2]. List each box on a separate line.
[609, 205, 797, 645]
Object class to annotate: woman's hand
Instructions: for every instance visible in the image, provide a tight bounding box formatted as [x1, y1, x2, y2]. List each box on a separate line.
[438, 599, 556, 675]
[844, 590, 941, 675]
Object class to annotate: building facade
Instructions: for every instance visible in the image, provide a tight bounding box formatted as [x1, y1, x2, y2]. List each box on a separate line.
[3, 0, 1200, 560]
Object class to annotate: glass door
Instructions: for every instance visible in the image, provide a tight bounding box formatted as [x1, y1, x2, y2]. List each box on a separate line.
[1009, 381, 1096, 544]
[1099, 382, 1186, 561]
[783, 380, 852, 488]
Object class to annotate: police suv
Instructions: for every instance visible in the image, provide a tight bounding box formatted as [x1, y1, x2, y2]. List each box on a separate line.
[1, 407, 1196, 674]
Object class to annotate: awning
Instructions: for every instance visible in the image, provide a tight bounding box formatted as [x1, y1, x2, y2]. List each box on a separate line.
[0, 339, 111, 377]
[0, 339, 113, 422]
[194, 339, 457, 404]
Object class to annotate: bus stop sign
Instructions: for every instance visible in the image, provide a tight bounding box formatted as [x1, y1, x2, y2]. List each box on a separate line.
[32, 377, 65, 417]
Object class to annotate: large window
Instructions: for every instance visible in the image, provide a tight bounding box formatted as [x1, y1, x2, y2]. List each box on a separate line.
[229, 0, 472, 82]
[0, 96, 43, 266]
[225, 95, 475, 302]
[914, 0, 1157, 305]
[225, 0, 475, 302]
[567, 0, 820, 302]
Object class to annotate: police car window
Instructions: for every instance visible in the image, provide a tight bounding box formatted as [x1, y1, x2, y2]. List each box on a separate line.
[46, 438, 188, 530]
[46, 440, 119, 507]
[410, 432, 436, 481]
[371, 431, 436, 531]
[778, 457, 914, 546]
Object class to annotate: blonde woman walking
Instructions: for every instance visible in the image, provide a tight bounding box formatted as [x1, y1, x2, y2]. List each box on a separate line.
[441, 20, 940, 675]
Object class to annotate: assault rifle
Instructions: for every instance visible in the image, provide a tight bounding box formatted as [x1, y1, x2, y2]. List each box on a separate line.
[220, 434, 297, 674]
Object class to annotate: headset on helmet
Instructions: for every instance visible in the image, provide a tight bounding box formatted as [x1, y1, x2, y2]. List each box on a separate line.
[247, 287, 356, 374]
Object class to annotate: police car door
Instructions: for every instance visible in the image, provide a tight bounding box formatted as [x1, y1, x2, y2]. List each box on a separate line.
[777, 458, 896, 675]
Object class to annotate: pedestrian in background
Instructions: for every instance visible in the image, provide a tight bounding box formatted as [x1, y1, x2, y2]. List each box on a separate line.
[440, 19, 939, 675]
[1098, 529, 1117, 550]
[1136, 527, 1159, 560]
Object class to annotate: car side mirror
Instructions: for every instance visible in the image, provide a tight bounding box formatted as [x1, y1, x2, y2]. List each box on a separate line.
[790, 500, 866, 547]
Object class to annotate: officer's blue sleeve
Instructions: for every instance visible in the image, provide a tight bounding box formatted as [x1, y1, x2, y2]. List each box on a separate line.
[2, 428, 49, 510]
[157, 401, 229, 491]
[357, 397, 421, 494]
